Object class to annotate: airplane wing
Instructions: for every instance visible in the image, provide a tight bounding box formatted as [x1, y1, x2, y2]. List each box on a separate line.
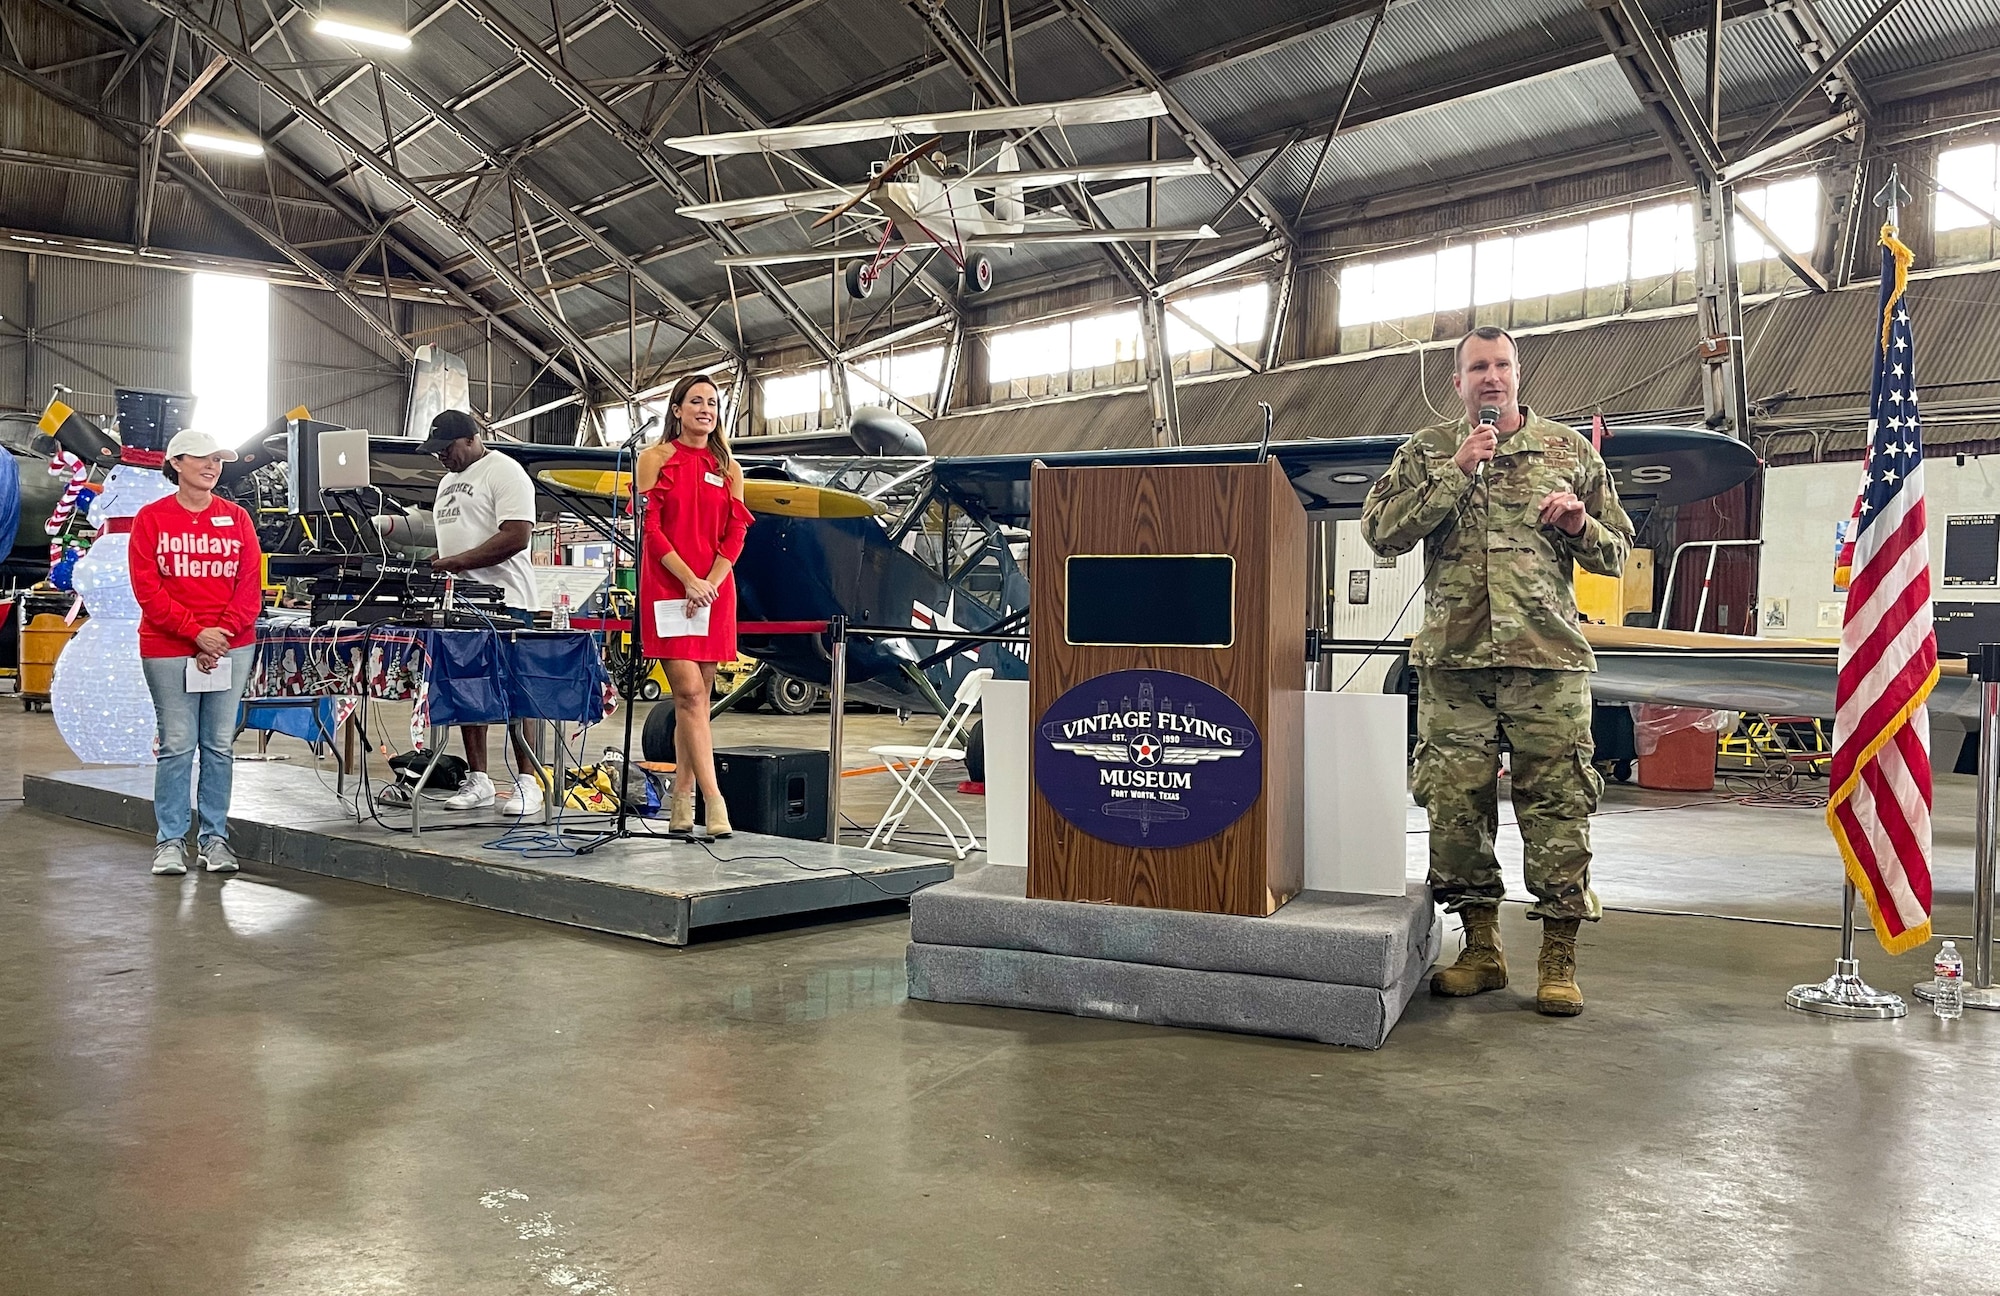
[961, 158, 1212, 189]
[713, 225, 1217, 267]
[676, 186, 862, 223]
[932, 427, 1761, 525]
[976, 225, 1218, 245]
[663, 90, 1166, 157]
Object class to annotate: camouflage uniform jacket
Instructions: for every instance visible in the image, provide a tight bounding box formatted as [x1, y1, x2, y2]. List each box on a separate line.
[1360, 407, 1633, 671]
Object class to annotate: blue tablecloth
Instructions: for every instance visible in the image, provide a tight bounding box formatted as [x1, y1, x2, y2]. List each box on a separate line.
[249, 624, 615, 733]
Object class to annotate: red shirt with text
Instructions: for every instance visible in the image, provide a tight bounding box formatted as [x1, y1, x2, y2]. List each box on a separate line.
[128, 494, 264, 658]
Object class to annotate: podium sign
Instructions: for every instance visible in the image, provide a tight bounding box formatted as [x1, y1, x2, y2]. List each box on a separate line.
[1027, 460, 1305, 917]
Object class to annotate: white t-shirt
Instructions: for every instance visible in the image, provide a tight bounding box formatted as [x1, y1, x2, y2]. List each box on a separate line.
[434, 448, 539, 611]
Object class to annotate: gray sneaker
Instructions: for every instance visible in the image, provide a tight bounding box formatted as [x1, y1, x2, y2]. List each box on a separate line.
[151, 841, 188, 876]
[199, 838, 239, 873]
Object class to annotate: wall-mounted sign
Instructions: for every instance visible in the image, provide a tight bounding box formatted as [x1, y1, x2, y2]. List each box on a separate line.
[1944, 513, 2000, 587]
[1034, 669, 1262, 849]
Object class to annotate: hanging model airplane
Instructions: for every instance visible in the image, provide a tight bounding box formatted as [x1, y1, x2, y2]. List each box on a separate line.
[662, 90, 1218, 298]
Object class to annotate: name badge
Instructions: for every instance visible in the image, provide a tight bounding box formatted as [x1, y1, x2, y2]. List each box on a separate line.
[704, 471, 725, 488]
[211, 515, 234, 526]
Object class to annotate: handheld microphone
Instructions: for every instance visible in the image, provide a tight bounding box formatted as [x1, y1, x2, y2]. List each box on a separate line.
[1475, 405, 1500, 479]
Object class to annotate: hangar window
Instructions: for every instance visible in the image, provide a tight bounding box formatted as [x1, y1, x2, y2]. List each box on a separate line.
[987, 309, 1142, 399]
[760, 368, 832, 432]
[1166, 281, 1270, 374]
[191, 272, 269, 447]
[1336, 179, 1822, 351]
[1935, 138, 2000, 265]
[850, 346, 944, 417]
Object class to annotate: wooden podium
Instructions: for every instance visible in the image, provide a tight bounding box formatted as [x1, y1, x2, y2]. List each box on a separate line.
[1027, 459, 1305, 917]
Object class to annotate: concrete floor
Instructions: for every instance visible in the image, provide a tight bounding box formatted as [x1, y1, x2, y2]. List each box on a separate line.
[3, 697, 1998, 1295]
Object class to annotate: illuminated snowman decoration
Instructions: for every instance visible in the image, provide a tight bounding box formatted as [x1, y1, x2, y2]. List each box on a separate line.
[52, 464, 176, 763]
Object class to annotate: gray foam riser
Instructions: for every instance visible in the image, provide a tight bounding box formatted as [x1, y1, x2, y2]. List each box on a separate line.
[911, 865, 1433, 989]
[906, 929, 1438, 1049]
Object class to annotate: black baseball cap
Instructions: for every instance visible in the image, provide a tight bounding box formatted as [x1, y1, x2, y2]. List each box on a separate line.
[420, 408, 482, 453]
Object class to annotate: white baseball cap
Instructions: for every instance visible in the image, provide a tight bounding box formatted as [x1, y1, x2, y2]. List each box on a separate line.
[163, 428, 238, 461]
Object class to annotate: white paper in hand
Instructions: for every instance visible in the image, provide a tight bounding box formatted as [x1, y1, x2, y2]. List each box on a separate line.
[186, 655, 234, 693]
[653, 598, 712, 639]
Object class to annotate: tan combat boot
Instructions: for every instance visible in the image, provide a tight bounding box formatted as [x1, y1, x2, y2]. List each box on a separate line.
[1536, 918, 1585, 1016]
[1431, 905, 1507, 997]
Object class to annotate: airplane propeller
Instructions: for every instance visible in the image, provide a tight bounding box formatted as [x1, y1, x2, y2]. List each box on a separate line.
[811, 135, 943, 229]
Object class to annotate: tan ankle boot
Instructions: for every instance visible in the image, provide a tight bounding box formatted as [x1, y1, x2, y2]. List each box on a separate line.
[1536, 918, 1585, 1016]
[1431, 905, 1507, 997]
[669, 784, 695, 834]
[704, 792, 732, 839]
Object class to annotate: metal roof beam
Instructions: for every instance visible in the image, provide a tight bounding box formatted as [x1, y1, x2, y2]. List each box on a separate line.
[1048, 0, 1295, 247]
[0, 44, 413, 360]
[1767, 0, 1879, 120]
[1735, 201, 1828, 290]
[141, 0, 636, 398]
[30, 0, 587, 387]
[361, 65, 746, 367]
[1590, 0, 1725, 181]
[1734, 0, 1904, 158]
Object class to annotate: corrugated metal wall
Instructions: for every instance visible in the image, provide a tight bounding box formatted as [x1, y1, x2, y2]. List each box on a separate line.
[1, 249, 550, 440]
[0, 250, 187, 421]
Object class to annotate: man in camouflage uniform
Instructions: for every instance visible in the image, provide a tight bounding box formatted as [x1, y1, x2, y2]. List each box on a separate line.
[1361, 326, 1633, 1016]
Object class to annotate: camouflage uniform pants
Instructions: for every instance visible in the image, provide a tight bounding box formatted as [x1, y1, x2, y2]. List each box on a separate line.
[1412, 667, 1603, 923]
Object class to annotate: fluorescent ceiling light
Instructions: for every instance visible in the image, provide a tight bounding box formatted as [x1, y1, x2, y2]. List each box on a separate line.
[180, 130, 265, 157]
[311, 16, 412, 49]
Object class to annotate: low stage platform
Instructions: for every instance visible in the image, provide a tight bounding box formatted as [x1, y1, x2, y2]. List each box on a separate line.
[907, 865, 1438, 1048]
[27, 765, 953, 945]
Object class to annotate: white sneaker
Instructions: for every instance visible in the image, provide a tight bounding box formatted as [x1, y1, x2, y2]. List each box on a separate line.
[443, 772, 496, 810]
[151, 841, 187, 876]
[496, 777, 545, 817]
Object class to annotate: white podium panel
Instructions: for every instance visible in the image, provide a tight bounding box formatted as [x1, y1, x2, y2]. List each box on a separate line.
[1302, 691, 1408, 897]
[982, 679, 1030, 867]
[985, 680, 1408, 896]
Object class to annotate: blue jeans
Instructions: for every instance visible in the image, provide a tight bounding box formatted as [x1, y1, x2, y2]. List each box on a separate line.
[142, 646, 255, 846]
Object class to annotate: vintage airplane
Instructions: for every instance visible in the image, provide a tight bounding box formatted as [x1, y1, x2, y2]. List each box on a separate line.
[348, 421, 1765, 728]
[664, 90, 1218, 298]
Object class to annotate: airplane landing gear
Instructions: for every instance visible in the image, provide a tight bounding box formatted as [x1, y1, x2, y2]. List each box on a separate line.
[845, 260, 874, 299]
[961, 251, 993, 295]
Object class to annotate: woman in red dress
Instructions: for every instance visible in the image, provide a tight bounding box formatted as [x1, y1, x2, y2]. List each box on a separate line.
[639, 373, 753, 836]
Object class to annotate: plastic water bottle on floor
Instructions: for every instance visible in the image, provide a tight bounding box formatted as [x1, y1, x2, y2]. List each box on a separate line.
[1933, 940, 1964, 1020]
[553, 592, 572, 631]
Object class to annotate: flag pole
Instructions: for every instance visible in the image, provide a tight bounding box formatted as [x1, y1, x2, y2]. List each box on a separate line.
[1786, 164, 1914, 1020]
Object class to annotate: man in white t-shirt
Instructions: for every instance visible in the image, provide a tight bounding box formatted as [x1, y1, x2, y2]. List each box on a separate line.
[421, 409, 544, 815]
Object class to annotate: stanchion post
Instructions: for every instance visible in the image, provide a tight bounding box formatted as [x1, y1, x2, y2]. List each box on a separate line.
[826, 615, 848, 846]
[1917, 641, 2000, 1008]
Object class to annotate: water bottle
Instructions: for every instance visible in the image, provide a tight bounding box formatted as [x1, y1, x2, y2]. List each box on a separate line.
[553, 592, 572, 631]
[1933, 940, 1964, 1020]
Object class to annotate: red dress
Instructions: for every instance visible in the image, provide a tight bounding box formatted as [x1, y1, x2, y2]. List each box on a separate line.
[640, 444, 754, 663]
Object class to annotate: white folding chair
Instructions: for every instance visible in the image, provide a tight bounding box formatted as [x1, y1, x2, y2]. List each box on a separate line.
[866, 667, 993, 859]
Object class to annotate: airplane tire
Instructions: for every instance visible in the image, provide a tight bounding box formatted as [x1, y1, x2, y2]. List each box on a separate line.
[639, 677, 663, 701]
[961, 252, 994, 295]
[845, 260, 873, 300]
[769, 673, 820, 715]
[641, 699, 678, 764]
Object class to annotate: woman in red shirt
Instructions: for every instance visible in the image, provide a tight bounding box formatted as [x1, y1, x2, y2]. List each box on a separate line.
[639, 374, 753, 836]
[129, 429, 264, 876]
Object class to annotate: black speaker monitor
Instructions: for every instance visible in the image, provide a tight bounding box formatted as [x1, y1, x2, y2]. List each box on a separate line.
[703, 746, 830, 841]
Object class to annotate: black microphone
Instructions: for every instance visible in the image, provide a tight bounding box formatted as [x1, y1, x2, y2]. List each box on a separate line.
[1475, 404, 1500, 479]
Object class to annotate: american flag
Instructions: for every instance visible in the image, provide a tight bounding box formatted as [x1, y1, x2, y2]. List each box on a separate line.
[1826, 226, 1939, 956]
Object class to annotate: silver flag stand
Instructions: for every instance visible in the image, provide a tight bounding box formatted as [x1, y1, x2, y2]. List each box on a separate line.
[1916, 642, 2000, 1009]
[1785, 169, 1909, 1020]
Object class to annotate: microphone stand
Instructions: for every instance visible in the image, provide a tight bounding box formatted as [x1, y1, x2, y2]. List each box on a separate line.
[579, 417, 658, 853]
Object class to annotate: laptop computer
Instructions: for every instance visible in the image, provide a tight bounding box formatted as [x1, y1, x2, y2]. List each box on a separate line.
[316, 428, 372, 495]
